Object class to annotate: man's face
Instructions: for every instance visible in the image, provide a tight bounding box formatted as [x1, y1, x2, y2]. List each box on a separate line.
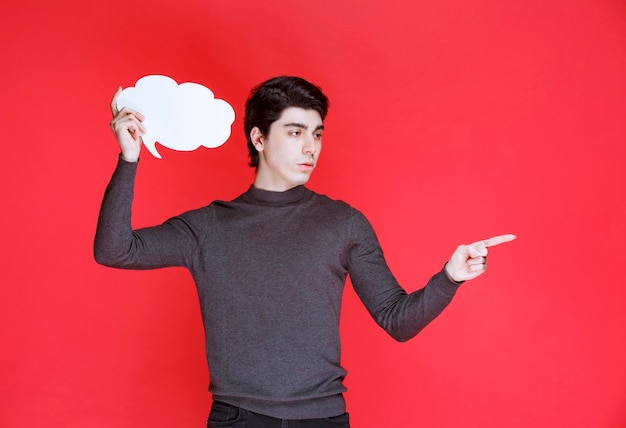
[252, 107, 324, 191]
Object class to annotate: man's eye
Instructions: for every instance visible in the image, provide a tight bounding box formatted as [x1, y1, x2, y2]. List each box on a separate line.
[314, 133, 323, 139]
[290, 130, 300, 136]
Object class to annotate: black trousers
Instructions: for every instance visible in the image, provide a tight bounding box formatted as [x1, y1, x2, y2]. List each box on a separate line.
[207, 401, 350, 428]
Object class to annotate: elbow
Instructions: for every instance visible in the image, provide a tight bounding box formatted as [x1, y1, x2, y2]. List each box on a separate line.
[94, 232, 114, 267]
[94, 247, 115, 267]
[377, 318, 422, 342]
[93, 242, 126, 268]
[387, 328, 420, 343]
[377, 313, 428, 342]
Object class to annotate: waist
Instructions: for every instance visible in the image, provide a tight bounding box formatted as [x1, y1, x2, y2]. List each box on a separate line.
[211, 392, 346, 420]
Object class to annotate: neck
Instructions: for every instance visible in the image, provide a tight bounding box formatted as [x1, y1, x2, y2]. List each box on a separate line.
[253, 170, 308, 192]
[243, 184, 310, 206]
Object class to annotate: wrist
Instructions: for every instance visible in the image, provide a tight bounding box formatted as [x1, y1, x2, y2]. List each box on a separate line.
[120, 153, 139, 163]
[444, 262, 464, 284]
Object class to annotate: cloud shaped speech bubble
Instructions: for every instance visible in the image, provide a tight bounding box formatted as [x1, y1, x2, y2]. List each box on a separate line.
[116, 75, 235, 159]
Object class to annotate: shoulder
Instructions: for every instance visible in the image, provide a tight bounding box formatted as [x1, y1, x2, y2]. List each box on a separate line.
[306, 190, 373, 231]
[308, 189, 361, 215]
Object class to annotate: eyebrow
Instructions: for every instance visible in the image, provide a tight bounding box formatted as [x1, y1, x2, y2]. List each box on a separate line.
[283, 123, 325, 131]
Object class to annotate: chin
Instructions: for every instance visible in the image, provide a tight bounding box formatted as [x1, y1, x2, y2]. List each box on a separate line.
[292, 173, 312, 185]
[298, 175, 313, 186]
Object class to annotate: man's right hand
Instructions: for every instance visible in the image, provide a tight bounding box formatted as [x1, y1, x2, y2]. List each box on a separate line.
[110, 87, 146, 162]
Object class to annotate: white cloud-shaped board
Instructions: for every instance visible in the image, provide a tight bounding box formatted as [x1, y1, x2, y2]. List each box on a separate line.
[116, 75, 235, 159]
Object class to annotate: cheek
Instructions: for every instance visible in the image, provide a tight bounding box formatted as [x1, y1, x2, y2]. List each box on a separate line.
[267, 147, 292, 169]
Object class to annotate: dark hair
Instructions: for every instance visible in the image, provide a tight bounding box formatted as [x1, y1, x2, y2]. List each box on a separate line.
[244, 76, 329, 167]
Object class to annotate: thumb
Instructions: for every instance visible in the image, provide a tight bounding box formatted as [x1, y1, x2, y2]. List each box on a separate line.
[450, 244, 470, 265]
[468, 242, 488, 258]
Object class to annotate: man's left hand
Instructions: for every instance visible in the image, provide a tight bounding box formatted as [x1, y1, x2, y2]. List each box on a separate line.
[445, 234, 516, 282]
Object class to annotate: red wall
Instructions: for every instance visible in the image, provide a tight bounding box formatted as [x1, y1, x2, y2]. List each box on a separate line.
[2, 0, 625, 426]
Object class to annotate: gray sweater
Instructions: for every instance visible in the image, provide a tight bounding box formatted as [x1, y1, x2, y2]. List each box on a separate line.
[94, 157, 461, 419]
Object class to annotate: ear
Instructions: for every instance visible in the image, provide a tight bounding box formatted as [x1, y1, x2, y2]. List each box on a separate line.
[250, 127, 265, 152]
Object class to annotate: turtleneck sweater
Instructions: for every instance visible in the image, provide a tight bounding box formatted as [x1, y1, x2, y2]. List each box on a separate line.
[94, 157, 462, 419]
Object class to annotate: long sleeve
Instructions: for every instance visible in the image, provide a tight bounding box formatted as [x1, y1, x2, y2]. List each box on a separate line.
[94, 156, 200, 270]
[346, 210, 461, 342]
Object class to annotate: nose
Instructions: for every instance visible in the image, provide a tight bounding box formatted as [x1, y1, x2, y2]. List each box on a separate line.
[303, 134, 317, 155]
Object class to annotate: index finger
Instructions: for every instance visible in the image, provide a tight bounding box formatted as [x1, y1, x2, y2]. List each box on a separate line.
[110, 86, 122, 117]
[480, 234, 517, 248]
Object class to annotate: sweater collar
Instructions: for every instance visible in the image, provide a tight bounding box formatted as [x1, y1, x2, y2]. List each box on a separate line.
[243, 185, 311, 206]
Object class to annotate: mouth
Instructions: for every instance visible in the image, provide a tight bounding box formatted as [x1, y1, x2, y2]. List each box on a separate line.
[298, 161, 315, 169]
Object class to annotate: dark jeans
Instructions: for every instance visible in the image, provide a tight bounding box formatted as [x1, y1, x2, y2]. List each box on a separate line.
[207, 401, 350, 428]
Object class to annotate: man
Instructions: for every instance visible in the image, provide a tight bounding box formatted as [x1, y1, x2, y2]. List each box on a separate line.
[95, 76, 515, 427]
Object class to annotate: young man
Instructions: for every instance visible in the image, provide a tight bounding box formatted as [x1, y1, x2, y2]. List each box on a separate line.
[96, 76, 514, 427]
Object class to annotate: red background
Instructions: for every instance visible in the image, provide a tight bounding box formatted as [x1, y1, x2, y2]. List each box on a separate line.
[2, 0, 625, 426]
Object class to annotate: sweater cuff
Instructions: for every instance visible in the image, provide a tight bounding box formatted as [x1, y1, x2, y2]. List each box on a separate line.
[107, 153, 139, 186]
[443, 262, 465, 285]
[119, 153, 139, 164]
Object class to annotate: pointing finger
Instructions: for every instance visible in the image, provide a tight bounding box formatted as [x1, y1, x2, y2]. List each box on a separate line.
[481, 234, 517, 248]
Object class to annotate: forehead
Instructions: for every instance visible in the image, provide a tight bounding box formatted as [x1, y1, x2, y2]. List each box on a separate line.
[273, 107, 323, 127]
